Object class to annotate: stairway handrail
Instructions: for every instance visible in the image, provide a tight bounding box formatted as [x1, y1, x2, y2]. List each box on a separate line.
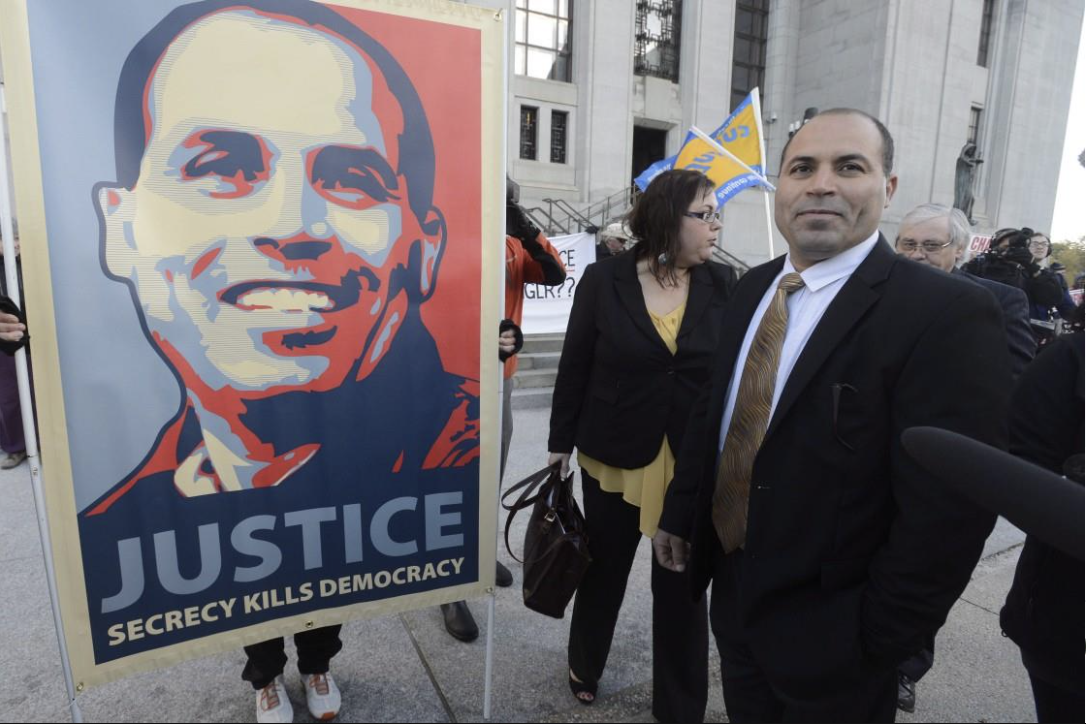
[544, 198, 593, 230]
[711, 245, 750, 275]
[523, 206, 570, 236]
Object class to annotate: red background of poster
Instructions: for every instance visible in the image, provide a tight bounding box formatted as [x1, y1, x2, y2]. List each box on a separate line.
[336, 4, 483, 380]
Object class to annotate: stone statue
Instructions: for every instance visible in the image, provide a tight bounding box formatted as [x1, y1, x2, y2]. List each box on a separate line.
[954, 142, 983, 224]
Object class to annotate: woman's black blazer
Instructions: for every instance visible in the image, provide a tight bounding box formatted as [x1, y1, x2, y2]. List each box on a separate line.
[548, 252, 737, 469]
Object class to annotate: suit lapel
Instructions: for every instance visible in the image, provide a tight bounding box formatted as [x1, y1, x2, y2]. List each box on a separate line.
[613, 254, 671, 355]
[764, 238, 896, 441]
[676, 264, 714, 342]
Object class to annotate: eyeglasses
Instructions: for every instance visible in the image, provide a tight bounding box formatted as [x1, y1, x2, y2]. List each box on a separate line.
[896, 239, 954, 253]
[1028, 240, 1050, 248]
[684, 210, 721, 223]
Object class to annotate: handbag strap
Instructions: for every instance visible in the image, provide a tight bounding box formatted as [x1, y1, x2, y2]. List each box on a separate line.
[501, 463, 562, 562]
[501, 463, 559, 512]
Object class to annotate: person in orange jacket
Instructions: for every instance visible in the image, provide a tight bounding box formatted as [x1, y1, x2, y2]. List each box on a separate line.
[440, 178, 567, 642]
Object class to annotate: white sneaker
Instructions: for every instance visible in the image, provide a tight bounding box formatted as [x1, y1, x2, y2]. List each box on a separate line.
[256, 676, 294, 724]
[304, 672, 341, 721]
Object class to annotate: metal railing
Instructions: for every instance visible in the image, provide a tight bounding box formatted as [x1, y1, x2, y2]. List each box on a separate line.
[712, 245, 750, 275]
[528, 186, 639, 236]
[522, 206, 571, 235]
[547, 198, 594, 230]
[523, 185, 750, 276]
[579, 185, 639, 229]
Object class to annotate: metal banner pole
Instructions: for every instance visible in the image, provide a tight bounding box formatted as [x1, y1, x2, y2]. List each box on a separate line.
[482, 1, 511, 719]
[0, 87, 84, 723]
[482, 593, 497, 719]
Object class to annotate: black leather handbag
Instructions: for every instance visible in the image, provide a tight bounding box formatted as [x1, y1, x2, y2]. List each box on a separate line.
[501, 463, 591, 618]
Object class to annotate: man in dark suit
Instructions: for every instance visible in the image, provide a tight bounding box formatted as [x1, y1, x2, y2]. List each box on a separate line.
[891, 203, 1032, 711]
[895, 203, 1033, 379]
[890, 203, 1035, 712]
[652, 109, 1011, 722]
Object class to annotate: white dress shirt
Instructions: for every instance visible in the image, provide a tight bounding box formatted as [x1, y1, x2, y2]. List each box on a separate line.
[718, 232, 882, 451]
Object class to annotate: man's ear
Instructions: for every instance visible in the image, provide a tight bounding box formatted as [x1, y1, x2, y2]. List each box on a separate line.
[95, 183, 137, 280]
[884, 173, 899, 207]
[415, 206, 446, 302]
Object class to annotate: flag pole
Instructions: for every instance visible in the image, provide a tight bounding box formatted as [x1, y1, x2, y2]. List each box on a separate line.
[749, 88, 777, 260]
[688, 126, 776, 191]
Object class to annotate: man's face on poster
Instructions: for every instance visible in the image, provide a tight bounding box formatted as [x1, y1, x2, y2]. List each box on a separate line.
[97, 10, 444, 395]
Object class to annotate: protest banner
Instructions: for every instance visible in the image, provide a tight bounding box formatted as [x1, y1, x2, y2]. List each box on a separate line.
[521, 232, 595, 335]
[0, 0, 504, 689]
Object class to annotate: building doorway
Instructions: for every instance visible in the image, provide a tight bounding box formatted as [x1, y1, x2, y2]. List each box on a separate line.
[632, 126, 668, 185]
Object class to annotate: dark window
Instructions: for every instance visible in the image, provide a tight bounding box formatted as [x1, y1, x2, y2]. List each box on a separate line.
[515, 0, 573, 82]
[520, 106, 538, 160]
[550, 110, 568, 164]
[968, 106, 983, 145]
[635, 1, 683, 83]
[732, 0, 769, 109]
[978, 0, 995, 67]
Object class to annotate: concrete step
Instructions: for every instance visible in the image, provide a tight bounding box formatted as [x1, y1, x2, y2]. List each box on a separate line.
[516, 351, 561, 371]
[511, 387, 553, 410]
[513, 368, 557, 389]
[521, 334, 565, 354]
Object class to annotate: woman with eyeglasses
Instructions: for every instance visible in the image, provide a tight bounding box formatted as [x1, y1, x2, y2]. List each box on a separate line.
[547, 169, 738, 721]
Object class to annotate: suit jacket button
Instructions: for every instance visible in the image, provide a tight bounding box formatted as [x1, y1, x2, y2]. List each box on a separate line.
[667, 368, 675, 375]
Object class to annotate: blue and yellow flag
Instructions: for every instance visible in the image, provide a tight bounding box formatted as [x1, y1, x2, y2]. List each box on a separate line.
[635, 91, 771, 205]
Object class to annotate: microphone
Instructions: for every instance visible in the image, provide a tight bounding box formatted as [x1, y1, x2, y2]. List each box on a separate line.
[902, 426, 1083, 560]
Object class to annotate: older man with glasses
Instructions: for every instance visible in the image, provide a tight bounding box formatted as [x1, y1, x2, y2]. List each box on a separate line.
[896, 204, 1034, 379]
[891, 203, 1033, 713]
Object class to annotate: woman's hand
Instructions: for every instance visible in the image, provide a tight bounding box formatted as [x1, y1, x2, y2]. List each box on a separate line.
[499, 328, 517, 357]
[0, 312, 25, 343]
[548, 452, 571, 477]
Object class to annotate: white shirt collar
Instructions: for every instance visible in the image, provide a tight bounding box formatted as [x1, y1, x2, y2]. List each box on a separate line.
[783, 230, 881, 292]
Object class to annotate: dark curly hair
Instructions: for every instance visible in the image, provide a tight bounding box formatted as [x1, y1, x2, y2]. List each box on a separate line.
[627, 169, 716, 284]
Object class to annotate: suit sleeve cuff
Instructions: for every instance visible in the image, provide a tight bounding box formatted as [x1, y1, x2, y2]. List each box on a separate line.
[657, 500, 694, 540]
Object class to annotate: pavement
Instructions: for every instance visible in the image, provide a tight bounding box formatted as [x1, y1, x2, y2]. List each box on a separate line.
[0, 406, 1037, 722]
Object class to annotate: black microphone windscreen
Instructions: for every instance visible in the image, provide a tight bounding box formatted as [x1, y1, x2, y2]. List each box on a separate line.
[902, 427, 1083, 560]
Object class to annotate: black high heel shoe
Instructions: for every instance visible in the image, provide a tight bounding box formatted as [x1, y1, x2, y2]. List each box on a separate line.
[568, 671, 597, 705]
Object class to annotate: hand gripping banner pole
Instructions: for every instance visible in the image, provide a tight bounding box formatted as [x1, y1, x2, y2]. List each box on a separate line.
[0, 87, 84, 723]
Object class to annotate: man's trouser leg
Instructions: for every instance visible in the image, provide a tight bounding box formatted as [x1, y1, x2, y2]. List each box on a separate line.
[242, 625, 343, 689]
[567, 470, 643, 687]
[709, 545, 897, 723]
[500, 376, 513, 480]
[898, 633, 935, 682]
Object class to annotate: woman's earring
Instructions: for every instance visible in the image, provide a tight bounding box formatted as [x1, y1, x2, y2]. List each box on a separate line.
[657, 252, 668, 265]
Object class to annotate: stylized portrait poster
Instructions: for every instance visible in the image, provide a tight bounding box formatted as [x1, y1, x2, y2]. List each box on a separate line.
[0, 0, 503, 687]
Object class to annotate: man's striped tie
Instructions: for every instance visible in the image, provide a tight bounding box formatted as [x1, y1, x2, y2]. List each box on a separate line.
[712, 272, 806, 554]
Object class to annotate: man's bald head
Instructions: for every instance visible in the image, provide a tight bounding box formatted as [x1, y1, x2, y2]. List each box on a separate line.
[112, 0, 437, 223]
[780, 108, 895, 178]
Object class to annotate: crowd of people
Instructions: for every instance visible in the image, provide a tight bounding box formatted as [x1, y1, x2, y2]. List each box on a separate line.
[3, 105, 1081, 724]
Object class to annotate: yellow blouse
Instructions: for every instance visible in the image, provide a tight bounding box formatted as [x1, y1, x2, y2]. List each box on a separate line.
[578, 300, 686, 538]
